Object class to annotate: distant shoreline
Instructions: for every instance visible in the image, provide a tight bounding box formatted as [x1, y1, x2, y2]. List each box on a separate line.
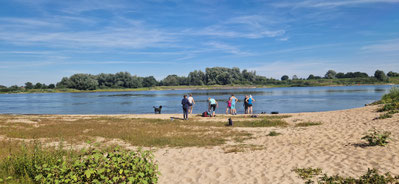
[0, 83, 397, 95]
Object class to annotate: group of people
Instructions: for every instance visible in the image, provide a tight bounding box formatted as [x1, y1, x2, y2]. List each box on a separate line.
[225, 94, 255, 115]
[181, 94, 255, 120]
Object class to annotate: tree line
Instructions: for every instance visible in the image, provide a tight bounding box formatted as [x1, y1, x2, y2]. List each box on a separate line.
[1, 67, 398, 92]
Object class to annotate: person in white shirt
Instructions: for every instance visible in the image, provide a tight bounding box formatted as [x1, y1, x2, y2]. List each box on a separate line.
[188, 94, 195, 114]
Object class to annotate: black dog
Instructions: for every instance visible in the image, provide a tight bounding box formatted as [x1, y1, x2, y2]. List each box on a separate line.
[153, 106, 162, 114]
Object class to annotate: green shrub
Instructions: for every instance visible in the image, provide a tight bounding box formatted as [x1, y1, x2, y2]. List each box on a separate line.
[294, 168, 399, 184]
[375, 87, 399, 119]
[0, 144, 159, 184]
[376, 113, 393, 119]
[361, 129, 391, 146]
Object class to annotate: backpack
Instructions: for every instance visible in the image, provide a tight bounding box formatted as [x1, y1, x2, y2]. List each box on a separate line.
[202, 111, 208, 117]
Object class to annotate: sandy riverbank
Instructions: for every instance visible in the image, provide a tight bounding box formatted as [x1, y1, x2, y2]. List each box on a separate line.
[153, 106, 399, 183]
[1, 105, 398, 183]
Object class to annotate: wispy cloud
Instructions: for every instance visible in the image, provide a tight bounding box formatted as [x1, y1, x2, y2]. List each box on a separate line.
[0, 17, 176, 49]
[274, 0, 399, 9]
[205, 41, 251, 55]
[187, 14, 286, 39]
[361, 39, 399, 52]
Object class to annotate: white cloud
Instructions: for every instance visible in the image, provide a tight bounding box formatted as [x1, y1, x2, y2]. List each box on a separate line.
[361, 39, 399, 52]
[0, 17, 176, 49]
[205, 41, 251, 55]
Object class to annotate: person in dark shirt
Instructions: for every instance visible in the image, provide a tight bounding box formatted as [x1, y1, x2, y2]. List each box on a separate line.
[181, 95, 190, 120]
[243, 95, 249, 114]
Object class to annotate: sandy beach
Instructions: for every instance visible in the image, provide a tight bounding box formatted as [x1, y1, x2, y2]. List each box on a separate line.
[152, 105, 399, 183]
[0, 105, 398, 183]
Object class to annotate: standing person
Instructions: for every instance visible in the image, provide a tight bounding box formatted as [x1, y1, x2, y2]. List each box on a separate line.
[243, 95, 249, 114]
[246, 95, 255, 114]
[208, 97, 218, 117]
[226, 97, 231, 114]
[181, 95, 190, 120]
[188, 94, 195, 114]
[230, 94, 239, 115]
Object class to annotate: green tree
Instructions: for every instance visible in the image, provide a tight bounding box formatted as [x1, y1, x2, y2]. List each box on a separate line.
[69, 74, 98, 90]
[325, 70, 337, 79]
[25, 82, 34, 89]
[48, 84, 55, 89]
[387, 71, 399, 77]
[188, 70, 205, 85]
[56, 77, 73, 88]
[335, 72, 345, 78]
[281, 75, 289, 81]
[374, 70, 388, 81]
[34, 83, 43, 89]
[142, 76, 158, 87]
[162, 75, 179, 86]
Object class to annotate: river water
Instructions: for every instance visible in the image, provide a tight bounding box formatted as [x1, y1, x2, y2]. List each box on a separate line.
[0, 85, 396, 114]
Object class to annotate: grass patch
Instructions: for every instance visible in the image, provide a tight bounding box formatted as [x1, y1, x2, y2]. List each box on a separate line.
[295, 122, 322, 127]
[294, 167, 399, 184]
[0, 115, 252, 148]
[268, 131, 282, 136]
[232, 118, 289, 127]
[223, 144, 264, 153]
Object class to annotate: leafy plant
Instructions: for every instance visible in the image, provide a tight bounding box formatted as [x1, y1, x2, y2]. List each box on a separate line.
[0, 143, 159, 183]
[361, 129, 391, 146]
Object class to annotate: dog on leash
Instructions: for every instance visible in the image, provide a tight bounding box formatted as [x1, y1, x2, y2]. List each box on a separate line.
[153, 106, 162, 114]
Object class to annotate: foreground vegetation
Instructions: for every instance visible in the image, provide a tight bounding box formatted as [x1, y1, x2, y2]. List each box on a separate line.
[293, 167, 399, 184]
[0, 142, 159, 183]
[374, 86, 399, 119]
[1, 67, 398, 93]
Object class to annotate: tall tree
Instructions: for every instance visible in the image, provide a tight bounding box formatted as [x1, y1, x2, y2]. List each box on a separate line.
[325, 70, 337, 79]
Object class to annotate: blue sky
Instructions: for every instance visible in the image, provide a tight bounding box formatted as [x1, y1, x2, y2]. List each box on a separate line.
[0, 0, 399, 86]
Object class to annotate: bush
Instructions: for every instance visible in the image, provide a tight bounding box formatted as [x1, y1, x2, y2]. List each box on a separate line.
[376, 87, 399, 119]
[0, 144, 159, 183]
[294, 168, 399, 184]
[361, 129, 391, 146]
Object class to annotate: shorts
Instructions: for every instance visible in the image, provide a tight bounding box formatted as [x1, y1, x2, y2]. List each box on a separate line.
[231, 103, 236, 109]
[210, 104, 216, 111]
[248, 104, 252, 107]
[189, 103, 193, 106]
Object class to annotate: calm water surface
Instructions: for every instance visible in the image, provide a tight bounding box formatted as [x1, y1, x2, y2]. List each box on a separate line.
[0, 85, 396, 114]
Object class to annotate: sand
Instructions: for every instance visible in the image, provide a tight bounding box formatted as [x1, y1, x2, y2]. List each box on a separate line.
[152, 106, 399, 183]
[1, 105, 399, 183]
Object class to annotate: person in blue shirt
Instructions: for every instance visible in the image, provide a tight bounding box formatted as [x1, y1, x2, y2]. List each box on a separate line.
[181, 95, 190, 120]
[208, 97, 218, 117]
[246, 95, 255, 114]
[230, 94, 239, 115]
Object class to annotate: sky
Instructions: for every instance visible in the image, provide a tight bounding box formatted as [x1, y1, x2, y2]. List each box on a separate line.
[0, 0, 399, 86]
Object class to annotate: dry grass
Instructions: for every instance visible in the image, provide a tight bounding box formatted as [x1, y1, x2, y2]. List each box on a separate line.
[295, 121, 323, 127]
[0, 115, 257, 148]
[223, 144, 264, 153]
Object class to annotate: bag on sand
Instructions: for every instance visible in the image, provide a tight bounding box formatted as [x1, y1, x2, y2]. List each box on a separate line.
[202, 111, 208, 117]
